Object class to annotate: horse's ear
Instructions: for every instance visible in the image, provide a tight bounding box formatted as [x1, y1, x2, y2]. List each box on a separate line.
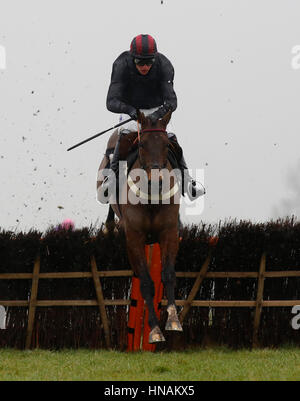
[161, 110, 172, 127]
[137, 110, 146, 126]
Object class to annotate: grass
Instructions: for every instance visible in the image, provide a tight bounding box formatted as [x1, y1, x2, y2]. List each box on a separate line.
[0, 347, 300, 381]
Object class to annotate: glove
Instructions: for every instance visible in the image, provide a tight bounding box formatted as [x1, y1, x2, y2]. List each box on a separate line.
[128, 109, 138, 120]
[148, 105, 170, 123]
[148, 111, 159, 124]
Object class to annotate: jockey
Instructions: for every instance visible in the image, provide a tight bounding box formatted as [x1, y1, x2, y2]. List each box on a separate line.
[101, 34, 204, 201]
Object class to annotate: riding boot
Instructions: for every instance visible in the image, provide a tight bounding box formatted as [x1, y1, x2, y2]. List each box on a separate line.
[99, 130, 130, 203]
[179, 154, 206, 200]
[168, 134, 205, 200]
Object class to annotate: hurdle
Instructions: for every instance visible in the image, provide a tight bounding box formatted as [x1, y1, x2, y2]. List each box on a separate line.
[127, 243, 163, 351]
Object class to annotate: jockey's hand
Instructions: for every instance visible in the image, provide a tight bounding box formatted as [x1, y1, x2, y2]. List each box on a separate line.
[128, 109, 138, 120]
[148, 111, 161, 124]
[148, 105, 169, 123]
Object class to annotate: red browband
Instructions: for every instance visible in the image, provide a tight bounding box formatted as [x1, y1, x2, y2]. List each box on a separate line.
[134, 128, 167, 145]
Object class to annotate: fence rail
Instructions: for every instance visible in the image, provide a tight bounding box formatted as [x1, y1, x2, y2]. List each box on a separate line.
[2, 270, 300, 280]
[1, 251, 300, 349]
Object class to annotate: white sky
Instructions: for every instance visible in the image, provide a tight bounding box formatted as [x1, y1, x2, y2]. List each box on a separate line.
[1, 0, 300, 232]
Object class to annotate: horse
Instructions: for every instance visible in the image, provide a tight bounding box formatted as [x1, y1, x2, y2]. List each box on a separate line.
[103, 110, 183, 343]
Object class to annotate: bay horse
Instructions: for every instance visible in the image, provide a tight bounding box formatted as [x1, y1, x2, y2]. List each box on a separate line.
[109, 110, 183, 343]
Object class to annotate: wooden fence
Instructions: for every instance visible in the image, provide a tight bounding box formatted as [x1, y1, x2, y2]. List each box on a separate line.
[1, 250, 300, 349]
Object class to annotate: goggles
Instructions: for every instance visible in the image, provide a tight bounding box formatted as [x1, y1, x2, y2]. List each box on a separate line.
[134, 58, 155, 66]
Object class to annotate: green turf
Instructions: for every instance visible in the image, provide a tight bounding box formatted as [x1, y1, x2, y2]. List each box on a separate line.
[0, 347, 300, 381]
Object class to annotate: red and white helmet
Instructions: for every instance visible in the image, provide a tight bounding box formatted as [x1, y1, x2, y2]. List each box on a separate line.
[130, 34, 158, 59]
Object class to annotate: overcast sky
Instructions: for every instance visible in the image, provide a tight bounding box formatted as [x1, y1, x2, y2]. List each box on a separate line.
[1, 0, 300, 232]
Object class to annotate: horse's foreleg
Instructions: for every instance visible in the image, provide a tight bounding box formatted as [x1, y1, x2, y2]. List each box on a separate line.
[159, 228, 183, 332]
[104, 205, 115, 233]
[126, 230, 165, 343]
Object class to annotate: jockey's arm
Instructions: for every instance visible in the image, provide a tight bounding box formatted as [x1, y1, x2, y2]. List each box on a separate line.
[160, 57, 177, 111]
[149, 55, 177, 120]
[106, 56, 136, 116]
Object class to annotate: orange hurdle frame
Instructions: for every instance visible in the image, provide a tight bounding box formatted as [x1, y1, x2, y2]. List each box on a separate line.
[127, 243, 163, 351]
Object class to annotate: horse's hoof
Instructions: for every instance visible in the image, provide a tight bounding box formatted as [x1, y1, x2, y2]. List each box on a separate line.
[165, 304, 183, 331]
[102, 222, 117, 235]
[103, 226, 109, 235]
[149, 326, 166, 343]
[165, 319, 183, 331]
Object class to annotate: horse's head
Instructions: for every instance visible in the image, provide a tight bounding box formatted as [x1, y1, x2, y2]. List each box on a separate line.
[137, 110, 172, 178]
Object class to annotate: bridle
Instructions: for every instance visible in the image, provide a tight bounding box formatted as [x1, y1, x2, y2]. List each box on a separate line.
[137, 125, 169, 171]
[128, 125, 180, 201]
[136, 124, 167, 141]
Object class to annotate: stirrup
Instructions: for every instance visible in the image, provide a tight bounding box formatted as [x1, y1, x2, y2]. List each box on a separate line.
[187, 179, 206, 201]
[98, 176, 111, 204]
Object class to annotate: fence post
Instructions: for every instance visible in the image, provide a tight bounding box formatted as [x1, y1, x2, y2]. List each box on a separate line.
[179, 250, 212, 324]
[252, 252, 266, 348]
[90, 255, 111, 349]
[25, 255, 41, 350]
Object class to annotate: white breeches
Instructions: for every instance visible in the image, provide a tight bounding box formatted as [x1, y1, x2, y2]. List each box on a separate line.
[118, 107, 159, 133]
[118, 107, 175, 139]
